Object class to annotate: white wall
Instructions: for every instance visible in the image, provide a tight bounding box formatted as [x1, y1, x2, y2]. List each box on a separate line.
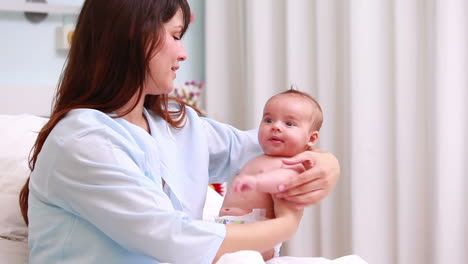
[0, 0, 205, 116]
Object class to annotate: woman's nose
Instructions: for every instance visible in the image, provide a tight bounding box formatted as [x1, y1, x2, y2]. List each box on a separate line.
[178, 45, 188, 61]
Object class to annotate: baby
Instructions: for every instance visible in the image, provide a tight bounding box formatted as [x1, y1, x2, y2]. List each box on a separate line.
[218, 89, 323, 260]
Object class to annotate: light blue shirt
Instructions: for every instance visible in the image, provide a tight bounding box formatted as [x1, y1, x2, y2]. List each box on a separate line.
[27, 107, 261, 263]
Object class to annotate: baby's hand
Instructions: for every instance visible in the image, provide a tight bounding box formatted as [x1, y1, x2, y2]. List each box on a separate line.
[231, 175, 258, 192]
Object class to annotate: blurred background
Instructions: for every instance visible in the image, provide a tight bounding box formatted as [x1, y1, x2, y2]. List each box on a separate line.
[1, 1, 467, 263]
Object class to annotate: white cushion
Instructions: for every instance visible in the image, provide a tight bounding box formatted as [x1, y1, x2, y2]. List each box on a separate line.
[203, 186, 224, 221]
[0, 239, 28, 264]
[0, 114, 48, 241]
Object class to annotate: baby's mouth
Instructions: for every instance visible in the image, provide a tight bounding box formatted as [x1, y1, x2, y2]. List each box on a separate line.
[269, 136, 283, 143]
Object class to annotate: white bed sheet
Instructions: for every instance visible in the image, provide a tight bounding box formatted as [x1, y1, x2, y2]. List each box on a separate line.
[216, 251, 368, 264]
[206, 189, 368, 264]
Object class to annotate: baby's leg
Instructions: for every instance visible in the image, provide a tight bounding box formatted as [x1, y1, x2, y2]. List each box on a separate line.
[219, 207, 252, 217]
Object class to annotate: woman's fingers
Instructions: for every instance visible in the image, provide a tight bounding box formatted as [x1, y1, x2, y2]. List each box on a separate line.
[278, 163, 326, 192]
[282, 151, 315, 170]
[276, 177, 329, 206]
[276, 149, 340, 208]
[284, 189, 327, 207]
[277, 177, 328, 198]
[279, 149, 340, 207]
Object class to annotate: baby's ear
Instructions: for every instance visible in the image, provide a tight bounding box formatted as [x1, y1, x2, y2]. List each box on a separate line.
[308, 131, 319, 146]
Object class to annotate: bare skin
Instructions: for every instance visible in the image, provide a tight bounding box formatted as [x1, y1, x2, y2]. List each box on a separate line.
[219, 155, 304, 260]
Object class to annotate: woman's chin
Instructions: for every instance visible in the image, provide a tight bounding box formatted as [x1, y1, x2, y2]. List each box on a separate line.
[164, 84, 175, 94]
[146, 86, 174, 96]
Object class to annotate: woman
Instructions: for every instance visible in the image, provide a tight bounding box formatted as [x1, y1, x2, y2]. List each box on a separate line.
[19, 0, 339, 263]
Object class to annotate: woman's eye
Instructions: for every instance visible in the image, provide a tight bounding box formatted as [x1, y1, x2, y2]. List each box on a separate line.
[173, 36, 181, 41]
[286, 122, 295, 127]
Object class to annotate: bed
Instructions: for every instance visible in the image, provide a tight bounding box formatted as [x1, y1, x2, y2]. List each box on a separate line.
[0, 114, 47, 263]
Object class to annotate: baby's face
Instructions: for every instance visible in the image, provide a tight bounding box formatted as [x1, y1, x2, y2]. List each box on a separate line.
[258, 95, 315, 157]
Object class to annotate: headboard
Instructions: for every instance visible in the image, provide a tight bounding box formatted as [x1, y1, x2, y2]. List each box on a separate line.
[1, 85, 55, 116]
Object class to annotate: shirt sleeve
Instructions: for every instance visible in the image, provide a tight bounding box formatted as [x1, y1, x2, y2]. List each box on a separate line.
[201, 118, 262, 183]
[42, 127, 226, 264]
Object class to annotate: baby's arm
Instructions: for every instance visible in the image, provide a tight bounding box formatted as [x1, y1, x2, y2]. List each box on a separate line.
[231, 167, 301, 194]
[219, 156, 276, 217]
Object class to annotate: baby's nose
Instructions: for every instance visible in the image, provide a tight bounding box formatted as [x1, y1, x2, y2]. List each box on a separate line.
[271, 122, 282, 131]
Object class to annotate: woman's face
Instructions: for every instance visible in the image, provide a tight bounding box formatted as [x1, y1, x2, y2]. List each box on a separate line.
[144, 9, 187, 95]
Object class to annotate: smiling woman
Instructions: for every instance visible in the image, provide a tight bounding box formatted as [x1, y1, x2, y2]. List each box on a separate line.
[17, 0, 340, 263]
[144, 9, 187, 97]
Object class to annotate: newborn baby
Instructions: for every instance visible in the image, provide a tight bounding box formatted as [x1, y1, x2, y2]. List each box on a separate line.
[218, 90, 323, 260]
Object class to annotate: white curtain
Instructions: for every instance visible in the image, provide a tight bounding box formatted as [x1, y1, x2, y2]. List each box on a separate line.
[205, 0, 467, 263]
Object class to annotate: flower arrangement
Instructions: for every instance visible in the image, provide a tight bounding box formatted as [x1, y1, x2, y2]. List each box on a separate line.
[171, 81, 204, 108]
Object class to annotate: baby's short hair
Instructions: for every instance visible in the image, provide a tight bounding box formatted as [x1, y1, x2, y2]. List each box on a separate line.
[271, 89, 323, 131]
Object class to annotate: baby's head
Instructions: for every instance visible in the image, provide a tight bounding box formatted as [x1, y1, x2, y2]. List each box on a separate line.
[258, 90, 323, 157]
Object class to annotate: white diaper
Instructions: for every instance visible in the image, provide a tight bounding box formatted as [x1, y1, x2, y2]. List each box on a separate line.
[215, 208, 268, 224]
[215, 209, 282, 257]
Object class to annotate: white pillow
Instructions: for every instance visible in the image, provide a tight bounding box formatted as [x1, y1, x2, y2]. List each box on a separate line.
[0, 239, 29, 264]
[0, 114, 48, 241]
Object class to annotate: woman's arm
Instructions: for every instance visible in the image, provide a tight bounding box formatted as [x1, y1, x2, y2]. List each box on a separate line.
[213, 197, 303, 263]
[277, 149, 340, 208]
[201, 117, 262, 183]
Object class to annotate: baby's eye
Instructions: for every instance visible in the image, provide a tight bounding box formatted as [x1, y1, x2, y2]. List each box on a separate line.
[265, 118, 273, 123]
[286, 121, 295, 127]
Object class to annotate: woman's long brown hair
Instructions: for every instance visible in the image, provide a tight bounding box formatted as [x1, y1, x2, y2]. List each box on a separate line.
[19, 0, 193, 225]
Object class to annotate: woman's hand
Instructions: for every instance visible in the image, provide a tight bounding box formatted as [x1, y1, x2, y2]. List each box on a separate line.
[276, 148, 340, 208]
